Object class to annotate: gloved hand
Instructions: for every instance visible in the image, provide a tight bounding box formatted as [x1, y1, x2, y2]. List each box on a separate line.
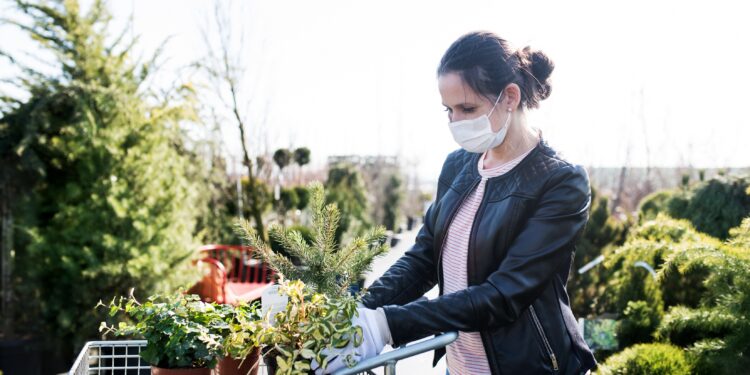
[312, 307, 392, 374]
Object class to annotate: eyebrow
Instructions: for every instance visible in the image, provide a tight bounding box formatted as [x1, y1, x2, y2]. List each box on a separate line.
[442, 102, 478, 108]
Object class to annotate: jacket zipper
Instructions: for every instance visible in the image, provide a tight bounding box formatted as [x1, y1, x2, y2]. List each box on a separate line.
[437, 177, 481, 294]
[529, 305, 559, 371]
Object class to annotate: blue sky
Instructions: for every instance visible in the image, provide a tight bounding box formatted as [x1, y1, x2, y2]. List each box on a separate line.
[2, 0, 748, 184]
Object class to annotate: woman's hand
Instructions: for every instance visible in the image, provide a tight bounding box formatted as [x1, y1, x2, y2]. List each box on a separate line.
[313, 307, 392, 374]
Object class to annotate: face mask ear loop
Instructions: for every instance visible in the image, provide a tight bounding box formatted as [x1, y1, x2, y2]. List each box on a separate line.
[487, 90, 504, 118]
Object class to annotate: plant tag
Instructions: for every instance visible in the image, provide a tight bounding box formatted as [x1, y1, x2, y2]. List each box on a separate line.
[261, 284, 288, 324]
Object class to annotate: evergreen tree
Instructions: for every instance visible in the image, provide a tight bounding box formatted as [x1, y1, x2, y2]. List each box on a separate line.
[1, 0, 208, 363]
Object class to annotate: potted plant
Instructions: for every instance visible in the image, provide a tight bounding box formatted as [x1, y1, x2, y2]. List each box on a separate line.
[216, 302, 263, 375]
[235, 182, 389, 373]
[236, 181, 388, 298]
[254, 279, 361, 375]
[98, 293, 224, 375]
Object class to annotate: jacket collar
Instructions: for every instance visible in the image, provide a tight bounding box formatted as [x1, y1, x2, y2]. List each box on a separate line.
[462, 130, 552, 183]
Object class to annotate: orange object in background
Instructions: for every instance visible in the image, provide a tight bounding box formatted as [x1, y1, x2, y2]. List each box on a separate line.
[187, 245, 274, 305]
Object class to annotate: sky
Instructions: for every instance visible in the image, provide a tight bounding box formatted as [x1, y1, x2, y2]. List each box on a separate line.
[2, 0, 749, 185]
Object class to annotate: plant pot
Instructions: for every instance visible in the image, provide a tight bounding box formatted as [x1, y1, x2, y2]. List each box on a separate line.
[151, 366, 211, 375]
[217, 347, 261, 375]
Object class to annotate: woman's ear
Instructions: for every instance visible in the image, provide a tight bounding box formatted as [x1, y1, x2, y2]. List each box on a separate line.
[504, 83, 522, 110]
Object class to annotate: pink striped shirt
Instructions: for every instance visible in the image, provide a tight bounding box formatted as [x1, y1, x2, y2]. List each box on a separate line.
[442, 145, 535, 375]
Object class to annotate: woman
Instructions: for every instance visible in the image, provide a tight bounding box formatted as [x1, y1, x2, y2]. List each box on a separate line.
[324, 31, 597, 375]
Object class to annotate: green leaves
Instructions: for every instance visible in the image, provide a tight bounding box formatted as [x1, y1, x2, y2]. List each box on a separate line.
[236, 181, 388, 299]
[98, 293, 260, 369]
[255, 279, 361, 375]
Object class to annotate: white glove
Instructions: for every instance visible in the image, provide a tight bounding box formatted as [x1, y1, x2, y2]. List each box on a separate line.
[313, 307, 392, 374]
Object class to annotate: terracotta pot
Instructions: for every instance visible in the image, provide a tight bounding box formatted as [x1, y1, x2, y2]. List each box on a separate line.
[151, 366, 211, 375]
[217, 347, 261, 375]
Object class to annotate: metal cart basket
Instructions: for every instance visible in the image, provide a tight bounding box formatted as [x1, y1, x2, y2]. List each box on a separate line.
[69, 332, 457, 375]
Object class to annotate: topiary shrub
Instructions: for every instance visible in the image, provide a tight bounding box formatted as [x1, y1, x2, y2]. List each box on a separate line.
[599, 343, 691, 375]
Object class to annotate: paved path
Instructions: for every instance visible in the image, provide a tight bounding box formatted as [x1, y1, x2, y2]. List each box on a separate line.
[363, 227, 446, 375]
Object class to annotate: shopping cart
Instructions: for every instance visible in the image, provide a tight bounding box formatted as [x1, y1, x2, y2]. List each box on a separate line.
[68, 332, 457, 375]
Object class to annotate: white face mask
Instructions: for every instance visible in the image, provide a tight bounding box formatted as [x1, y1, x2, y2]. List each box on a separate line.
[448, 91, 511, 153]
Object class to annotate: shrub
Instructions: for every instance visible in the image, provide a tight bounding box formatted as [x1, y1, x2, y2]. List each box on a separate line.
[676, 176, 750, 240]
[617, 300, 663, 347]
[599, 343, 691, 375]
[638, 176, 750, 240]
[656, 306, 735, 347]
[656, 245, 750, 374]
[569, 187, 631, 317]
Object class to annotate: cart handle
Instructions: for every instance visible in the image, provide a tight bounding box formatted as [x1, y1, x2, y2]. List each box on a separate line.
[333, 331, 458, 375]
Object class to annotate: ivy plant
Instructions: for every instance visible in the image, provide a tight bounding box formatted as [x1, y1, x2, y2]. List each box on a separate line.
[98, 293, 225, 369]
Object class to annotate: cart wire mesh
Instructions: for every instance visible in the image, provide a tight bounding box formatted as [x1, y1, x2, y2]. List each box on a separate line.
[69, 332, 458, 375]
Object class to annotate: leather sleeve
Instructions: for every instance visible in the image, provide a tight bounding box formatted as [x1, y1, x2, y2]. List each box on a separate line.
[382, 164, 591, 346]
[361, 151, 460, 309]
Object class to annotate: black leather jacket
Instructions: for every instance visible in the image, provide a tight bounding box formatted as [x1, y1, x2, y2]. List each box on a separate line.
[362, 136, 597, 374]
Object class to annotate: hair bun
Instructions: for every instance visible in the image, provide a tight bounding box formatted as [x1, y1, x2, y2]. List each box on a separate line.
[527, 49, 554, 83]
[516, 46, 554, 106]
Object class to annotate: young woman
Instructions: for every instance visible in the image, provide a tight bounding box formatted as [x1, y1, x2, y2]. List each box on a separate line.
[324, 31, 597, 375]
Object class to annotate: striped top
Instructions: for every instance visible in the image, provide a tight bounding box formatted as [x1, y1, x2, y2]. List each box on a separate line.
[442, 145, 536, 375]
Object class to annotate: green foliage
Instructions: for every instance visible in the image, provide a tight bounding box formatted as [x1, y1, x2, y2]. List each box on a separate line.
[678, 176, 750, 240]
[599, 343, 691, 375]
[569, 187, 631, 317]
[617, 300, 663, 347]
[274, 187, 300, 214]
[269, 224, 314, 259]
[726, 217, 750, 248]
[656, 306, 735, 347]
[217, 302, 263, 361]
[273, 148, 293, 170]
[638, 176, 750, 240]
[599, 239, 668, 315]
[293, 147, 311, 167]
[255, 279, 361, 374]
[627, 213, 705, 244]
[325, 163, 370, 244]
[655, 245, 750, 374]
[237, 182, 388, 298]
[294, 185, 310, 211]
[99, 293, 228, 369]
[639, 190, 676, 222]
[241, 176, 273, 215]
[382, 174, 403, 231]
[599, 215, 720, 314]
[3, 0, 208, 351]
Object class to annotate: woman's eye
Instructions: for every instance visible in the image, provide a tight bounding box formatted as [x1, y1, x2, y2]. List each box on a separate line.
[463, 108, 475, 113]
[443, 107, 452, 113]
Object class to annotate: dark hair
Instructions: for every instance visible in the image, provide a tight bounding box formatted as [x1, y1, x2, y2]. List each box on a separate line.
[437, 31, 554, 109]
